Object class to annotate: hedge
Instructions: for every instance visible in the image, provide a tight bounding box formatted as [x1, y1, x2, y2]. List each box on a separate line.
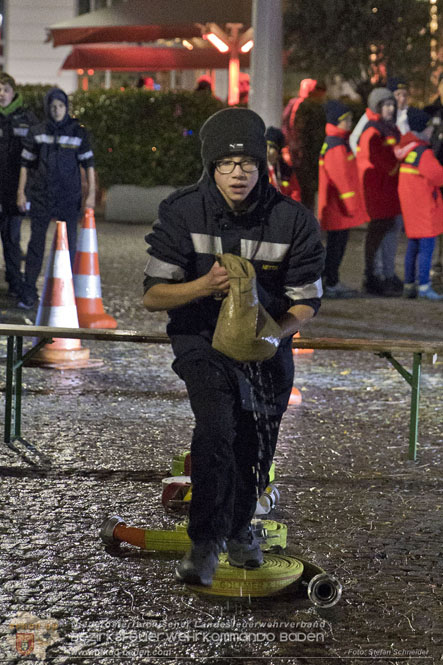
[19, 87, 225, 190]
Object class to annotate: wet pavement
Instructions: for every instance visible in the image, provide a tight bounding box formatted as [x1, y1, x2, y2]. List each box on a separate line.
[0, 219, 442, 665]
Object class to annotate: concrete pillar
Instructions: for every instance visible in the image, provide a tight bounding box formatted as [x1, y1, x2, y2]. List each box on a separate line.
[214, 69, 228, 102]
[249, 0, 283, 128]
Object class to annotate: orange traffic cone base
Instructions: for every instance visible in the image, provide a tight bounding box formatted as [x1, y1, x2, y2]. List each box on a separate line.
[28, 346, 93, 370]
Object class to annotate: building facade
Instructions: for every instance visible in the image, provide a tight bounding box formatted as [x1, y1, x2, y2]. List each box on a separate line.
[1, 0, 77, 91]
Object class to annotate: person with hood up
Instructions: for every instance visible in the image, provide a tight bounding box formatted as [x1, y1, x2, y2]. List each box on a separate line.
[395, 107, 443, 300]
[16, 87, 95, 309]
[356, 87, 402, 296]
[282, 78, 327, 210]
[318, 100, 368, 298]
[0, 73, 38, 299]
[143, 107, 324, 587]
[265, 126, 301, 202]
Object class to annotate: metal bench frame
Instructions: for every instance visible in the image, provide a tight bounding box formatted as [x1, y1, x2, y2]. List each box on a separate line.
[1, 324, 442, 462]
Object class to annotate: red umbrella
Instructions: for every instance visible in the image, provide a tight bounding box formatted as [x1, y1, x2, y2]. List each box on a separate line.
[61, 44, 250, 71]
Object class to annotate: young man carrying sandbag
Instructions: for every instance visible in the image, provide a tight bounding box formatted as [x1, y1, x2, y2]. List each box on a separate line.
[143, 107, 325, 587]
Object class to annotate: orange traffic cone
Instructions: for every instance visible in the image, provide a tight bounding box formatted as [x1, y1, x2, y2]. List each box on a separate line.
[31, 221, 91, 369]
[288, 387, 302, 405]
[292, 331, 314, 355]
[73, 208, 117, 329]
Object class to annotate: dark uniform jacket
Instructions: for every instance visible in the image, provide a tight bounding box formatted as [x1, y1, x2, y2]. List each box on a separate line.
[21, 114, 94, 219]
[0, 95, 37, 216]
[144, 173, 324, 414]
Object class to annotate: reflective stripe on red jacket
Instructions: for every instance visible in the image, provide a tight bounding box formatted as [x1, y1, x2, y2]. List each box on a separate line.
[356, 108, 401, 219]
[396, 132, 443, 238]
[318, 124, 368, 231]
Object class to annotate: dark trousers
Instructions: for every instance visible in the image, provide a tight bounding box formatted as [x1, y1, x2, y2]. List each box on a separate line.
[324, 229, 349, 287]
[178, 357, 282, 544]
[365, 217, 396, 279]
[0, 214, 23, 290]
[23, 211, 79, 300]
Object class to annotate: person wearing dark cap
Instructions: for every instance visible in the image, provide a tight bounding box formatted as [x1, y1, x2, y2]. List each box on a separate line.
[16, 87, 95, 308]
[0, 72, 38, 299]
[356, 87, 403, 296]
[143, 107, 324, 586]
[318, 101, 368, 298]
[265, 126, 301, 201]
[387, 77, 410, 135]
[395, 107, 443, 300]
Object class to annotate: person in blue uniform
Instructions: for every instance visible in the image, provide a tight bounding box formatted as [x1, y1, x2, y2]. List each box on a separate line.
[143, 108, 324, 587]
[16, 87, 95, 308]
[0, 73, 38, 298]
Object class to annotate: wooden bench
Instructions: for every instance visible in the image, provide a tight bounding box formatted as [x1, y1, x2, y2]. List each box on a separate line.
[1, 323, 442, 462]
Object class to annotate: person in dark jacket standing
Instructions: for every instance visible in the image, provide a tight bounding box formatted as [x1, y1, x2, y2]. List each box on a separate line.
[0, 73, 38, 298]
[143, 107, 325, 587]
[16, 87, 95, 308]
[356, 87, 402, 296]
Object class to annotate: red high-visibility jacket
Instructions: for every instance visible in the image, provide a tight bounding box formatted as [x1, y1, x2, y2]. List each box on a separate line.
[356, 108, 401, 220]
[396, 132, 443, 239]
[318, 124, 368, 230]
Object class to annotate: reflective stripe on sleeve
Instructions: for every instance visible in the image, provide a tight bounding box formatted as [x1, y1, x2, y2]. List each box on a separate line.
[339, 191, 355, 200]
[285, 278, 323, 301]
[77, 150, 94, 161]
[21, 148, 37, 161]
[190, 233, 223, 255]
[13, 127, 29, 137]
[144, 255, 185, 281]
[399, 166, 420, 175]
[383, 138, 397, 145]
[347, 153, 355, 161]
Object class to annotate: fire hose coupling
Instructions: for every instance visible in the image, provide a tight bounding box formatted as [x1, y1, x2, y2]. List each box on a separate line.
[307, 573, 343, 608]
[99, 515, 126, 545]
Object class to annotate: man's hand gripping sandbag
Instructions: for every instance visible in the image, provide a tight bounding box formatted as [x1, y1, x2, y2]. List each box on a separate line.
[212, 253, 282, 362]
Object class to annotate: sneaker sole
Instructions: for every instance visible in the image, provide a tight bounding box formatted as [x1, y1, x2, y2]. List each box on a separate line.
[175, 567, 212, 586]
[227, 556, 263, 570]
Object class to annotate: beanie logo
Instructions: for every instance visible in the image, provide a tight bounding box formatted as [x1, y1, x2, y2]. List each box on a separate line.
[229, 143, 244, 151]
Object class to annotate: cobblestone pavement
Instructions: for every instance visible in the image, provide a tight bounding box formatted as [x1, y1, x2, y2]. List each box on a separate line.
[0, 220, 442, 665]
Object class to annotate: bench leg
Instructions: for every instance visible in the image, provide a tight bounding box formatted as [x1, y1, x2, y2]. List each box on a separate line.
[4, 335, 23, 446]
[408, 353, 421, 462]
[4, 336, 15, 445]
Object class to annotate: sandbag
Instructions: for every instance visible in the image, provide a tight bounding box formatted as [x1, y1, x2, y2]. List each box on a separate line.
[212, 254, 282, 362]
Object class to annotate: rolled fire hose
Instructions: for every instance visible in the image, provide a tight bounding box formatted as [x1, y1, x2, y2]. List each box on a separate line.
[99, 516, 341, 605]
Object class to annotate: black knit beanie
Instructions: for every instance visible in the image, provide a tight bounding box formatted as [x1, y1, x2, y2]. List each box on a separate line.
[200, 107, 267, 174]
[265, 126, 285, 151]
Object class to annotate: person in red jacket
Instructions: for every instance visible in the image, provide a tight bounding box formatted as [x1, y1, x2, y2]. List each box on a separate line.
[356, 87, 402, 296]
[396, 107, 443, 300]
[265, 126, 301, 202]
[318, 101, 368, 297]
